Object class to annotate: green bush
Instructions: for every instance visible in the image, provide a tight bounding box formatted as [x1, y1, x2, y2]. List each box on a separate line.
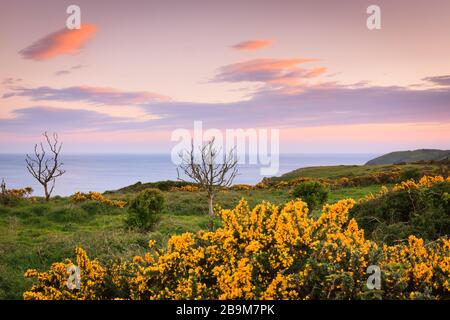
[400, 168, 422, 181]
[292, 182, 328, 211]
[126, 188, 165, 230]
[350, 181, 450, 244]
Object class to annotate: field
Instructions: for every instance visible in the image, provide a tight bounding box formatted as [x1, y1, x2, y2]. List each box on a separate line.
[0, 163, 448, 299]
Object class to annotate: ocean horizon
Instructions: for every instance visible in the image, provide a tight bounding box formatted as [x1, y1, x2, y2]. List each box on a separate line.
[0, 153, 378, 196]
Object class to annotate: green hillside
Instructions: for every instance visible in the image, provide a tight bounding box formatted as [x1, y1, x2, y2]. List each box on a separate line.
[365, 149, 450, 165]
[263, 163, 441, 184]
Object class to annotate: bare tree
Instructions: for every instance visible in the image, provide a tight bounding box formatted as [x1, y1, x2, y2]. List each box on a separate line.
[25, 132, 65, 201]
[0, 179, 6, 194]
[177, 138, 238, 217]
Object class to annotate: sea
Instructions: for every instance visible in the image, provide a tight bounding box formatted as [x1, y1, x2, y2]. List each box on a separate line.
[0, 154, 377, 196]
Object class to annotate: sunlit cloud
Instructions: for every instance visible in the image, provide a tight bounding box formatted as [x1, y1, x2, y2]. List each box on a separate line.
[213, 58, 324, 88]
[3, 85, 170, 105]
[231, 39, 273, 51]
[1, 81, 449, 142]
[19, 24, 97, 60]
[136, 83, 450, 129]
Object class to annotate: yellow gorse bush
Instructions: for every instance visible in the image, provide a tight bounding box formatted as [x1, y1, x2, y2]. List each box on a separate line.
[170, 185, 200, 192]
[71, 191, 126, 208]
[230, 184, 254, 191]
[392, 175, 448, 192]
[358, 175, 449, 204]
[24, 198, 449, 300]
[24, 247, 105, 300]
[1, 186, 33, 198]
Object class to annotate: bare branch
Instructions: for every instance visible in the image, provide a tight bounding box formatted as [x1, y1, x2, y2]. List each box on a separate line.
[177, 138, 239, 216]
[25, 132, 65, 201]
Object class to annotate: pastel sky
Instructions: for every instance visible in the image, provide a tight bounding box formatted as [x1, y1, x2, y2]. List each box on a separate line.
[1, 0, 449, 153]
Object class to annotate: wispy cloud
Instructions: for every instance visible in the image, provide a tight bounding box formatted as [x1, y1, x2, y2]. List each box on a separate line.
[19, 24, 97, 60]
[231, 39, 273, 51]
[54, 70, 71, 76]
[422, 75, 450, 86]
[54, 64, 84, 76]
[213, 57, 325, 88]
[3, 85, 170, 105]
[1, 83, 449, 135]
[2, 77, 23, 87]
[0, 106, 130, 133]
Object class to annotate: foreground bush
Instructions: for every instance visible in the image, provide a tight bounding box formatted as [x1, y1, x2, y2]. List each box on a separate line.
[24, 198, 449, 300]
[351, 177, 450, 243]
[125, 188, 165, 230]
[292, 181, 328, 211]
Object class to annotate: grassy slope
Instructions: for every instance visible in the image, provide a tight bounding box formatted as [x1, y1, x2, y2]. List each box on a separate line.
[265, 163, 440, 183]
[365, 149, 450, 165]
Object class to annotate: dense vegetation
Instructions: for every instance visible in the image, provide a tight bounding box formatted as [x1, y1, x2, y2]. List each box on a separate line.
[23, 197, 450, 300]
[350, 178, 450, 244]
[0, 163, 449, 300]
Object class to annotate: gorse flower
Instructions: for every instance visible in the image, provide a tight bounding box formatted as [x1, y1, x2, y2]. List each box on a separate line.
[170, 185, 200, 192]
[70, 191, 126, 208]
[23, 195, 450, 300]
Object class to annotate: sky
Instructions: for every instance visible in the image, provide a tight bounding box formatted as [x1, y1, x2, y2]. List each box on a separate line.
[0, 0, 449, 154]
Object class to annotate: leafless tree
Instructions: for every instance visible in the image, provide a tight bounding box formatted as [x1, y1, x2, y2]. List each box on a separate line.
[177, 138, 238, 217]
[25, 132, 65, 201]
[0, 179, 6, 195]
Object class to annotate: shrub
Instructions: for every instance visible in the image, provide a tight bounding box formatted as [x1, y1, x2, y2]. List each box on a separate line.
[350, 180, 450, 243]
[125, 188, 165, 230]
[0, 186, 33, 206]
[170, 185, 200, 192]
[400, 168, 422, 181]
[23, 199, 450, 300]
[70, 192, 126, 208]
[291, 181, 328, 210]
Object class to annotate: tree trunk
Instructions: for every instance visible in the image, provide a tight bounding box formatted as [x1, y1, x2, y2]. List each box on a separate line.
[208, 193, 214, 216]
[44, 183, 50, 202]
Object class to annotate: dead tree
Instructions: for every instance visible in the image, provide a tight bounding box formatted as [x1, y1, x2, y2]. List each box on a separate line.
[25, 132, 65, 201]
[177, 138, 238, 217]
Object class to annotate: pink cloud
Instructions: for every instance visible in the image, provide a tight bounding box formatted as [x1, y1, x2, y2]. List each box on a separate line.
[231, 39, 273, 51]
[3, 85, 170, 105]
[19, 24, 97, 60]
[213, 57, 324, 88]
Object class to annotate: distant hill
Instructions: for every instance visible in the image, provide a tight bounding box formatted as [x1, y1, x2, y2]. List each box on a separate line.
[365, 149, 450, 165]
[261, 163, 441, 185]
